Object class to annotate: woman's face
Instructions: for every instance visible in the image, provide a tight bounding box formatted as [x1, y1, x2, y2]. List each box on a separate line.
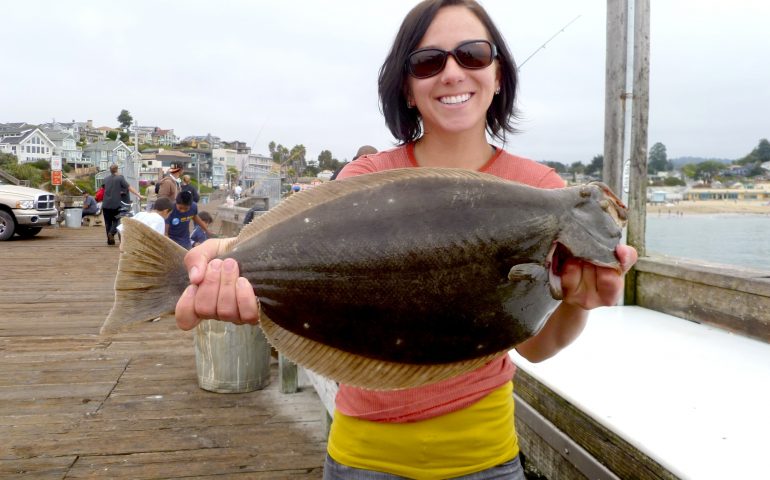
[407, 6, 499, 139]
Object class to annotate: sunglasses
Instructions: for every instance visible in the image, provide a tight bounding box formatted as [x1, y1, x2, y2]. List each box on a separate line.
[407, 40, 498, 79]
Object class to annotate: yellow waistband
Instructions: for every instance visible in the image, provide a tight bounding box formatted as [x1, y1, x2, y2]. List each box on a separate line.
[328, 381, 517, 480]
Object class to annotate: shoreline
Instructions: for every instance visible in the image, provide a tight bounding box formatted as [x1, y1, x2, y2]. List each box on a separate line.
[645, 200, 770, 215]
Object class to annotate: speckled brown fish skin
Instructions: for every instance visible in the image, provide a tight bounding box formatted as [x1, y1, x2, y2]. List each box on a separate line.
[227, 174, 624, 365]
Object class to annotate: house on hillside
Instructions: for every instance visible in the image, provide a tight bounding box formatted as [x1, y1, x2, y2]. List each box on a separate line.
[178, 148, 214, 186]
[182, 134, 221, 149]
[82, 140, 132, 170]
[42, 130, 83, 167]
[152, 129, 177, 146]
[77, 120, 105, 144]
[212, 148, 237, 188]
[0, 125, 56, 164]
[39, 120, 81, 141]
[240, 153, 274, 188]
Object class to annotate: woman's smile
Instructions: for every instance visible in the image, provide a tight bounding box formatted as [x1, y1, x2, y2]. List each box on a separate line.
[438, 92, 473, 105]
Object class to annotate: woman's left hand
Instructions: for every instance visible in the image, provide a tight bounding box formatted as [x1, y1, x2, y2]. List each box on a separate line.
[559, 244, 638, 310]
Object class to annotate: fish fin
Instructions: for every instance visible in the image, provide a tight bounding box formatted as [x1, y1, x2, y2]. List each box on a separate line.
[260, 314, 504, 390]
[507, 263, 546, 282]
[233, 167, 516, 248]
[101, 218, 190, 334]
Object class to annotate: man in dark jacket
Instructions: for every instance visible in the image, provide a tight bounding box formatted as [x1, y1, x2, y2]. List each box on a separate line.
[102, 164, 143, 245]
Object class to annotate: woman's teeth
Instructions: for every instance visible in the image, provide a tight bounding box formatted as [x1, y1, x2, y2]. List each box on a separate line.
[439, 93, 471, 105]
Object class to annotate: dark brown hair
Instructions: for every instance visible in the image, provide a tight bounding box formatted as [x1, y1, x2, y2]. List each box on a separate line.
[378, 0, 518, 144]
[153, 197, 173, 212]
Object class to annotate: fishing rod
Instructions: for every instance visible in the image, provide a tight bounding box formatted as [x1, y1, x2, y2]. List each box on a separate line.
[518, 15, 582, 69]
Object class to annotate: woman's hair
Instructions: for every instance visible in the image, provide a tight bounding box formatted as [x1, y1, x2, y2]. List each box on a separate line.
[378, 0, 518, 144]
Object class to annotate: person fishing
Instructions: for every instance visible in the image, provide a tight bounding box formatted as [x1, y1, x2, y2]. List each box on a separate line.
[174, 0, 637, 478]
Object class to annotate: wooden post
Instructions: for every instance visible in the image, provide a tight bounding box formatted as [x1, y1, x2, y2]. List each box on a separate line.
[625, 0, 650, 305]
[279, 353, 298, 394]
[603, 0, 629, 197]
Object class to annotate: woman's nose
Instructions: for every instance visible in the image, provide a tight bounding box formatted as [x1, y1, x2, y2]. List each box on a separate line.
[440, 54, 466, 83]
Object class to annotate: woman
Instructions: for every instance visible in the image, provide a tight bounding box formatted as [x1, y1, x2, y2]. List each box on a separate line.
[176, 1, 637, 478]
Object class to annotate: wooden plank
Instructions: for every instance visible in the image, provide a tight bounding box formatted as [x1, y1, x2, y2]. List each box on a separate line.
[0, 457, 76, 480]
[635, 256, 770, 342]
[66, 448, 324, 479]
[0, 226, 327, 477]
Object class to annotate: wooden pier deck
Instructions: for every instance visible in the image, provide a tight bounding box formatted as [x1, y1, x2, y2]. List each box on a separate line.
[0, 226, 327, 479]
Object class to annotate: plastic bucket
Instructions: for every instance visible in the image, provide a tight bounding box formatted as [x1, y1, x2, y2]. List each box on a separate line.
[64, 207, 82, 228]
[194, 320, 271, 393]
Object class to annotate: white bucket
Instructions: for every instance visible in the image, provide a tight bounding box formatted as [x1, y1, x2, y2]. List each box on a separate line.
[64, 207, 82, 228]
[194, 320, 271, 393]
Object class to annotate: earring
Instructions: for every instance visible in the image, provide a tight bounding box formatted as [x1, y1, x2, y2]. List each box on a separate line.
[495, 87, 501, 95]
[407, 98, 415, 108]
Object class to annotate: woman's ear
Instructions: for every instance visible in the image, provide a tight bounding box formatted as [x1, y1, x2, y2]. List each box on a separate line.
[406, 91, 415, 108]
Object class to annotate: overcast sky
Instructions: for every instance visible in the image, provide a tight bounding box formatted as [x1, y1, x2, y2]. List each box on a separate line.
[2, 1, 768, 165]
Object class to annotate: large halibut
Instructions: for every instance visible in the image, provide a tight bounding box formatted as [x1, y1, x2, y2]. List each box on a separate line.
[102, 168, 627, 389]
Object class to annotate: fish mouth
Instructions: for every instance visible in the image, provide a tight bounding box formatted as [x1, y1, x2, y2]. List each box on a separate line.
[545, 242, 620, 300]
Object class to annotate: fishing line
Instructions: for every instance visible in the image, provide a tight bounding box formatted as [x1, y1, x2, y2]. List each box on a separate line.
[518, 15, 582, 69]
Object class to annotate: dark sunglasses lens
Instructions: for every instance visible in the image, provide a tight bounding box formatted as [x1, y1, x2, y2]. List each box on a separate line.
[455, 42, 493, 69]
[409, 50, 446, 78]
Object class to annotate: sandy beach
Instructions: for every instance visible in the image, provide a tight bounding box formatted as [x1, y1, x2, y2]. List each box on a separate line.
[646, 200, 770, 215]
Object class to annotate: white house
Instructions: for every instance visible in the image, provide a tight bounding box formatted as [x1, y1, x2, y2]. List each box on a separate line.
[0, 125, 56, 164]
[212, 148, 237, 188]
[43, 130, 83, 166]
[240, 153, 274, 188]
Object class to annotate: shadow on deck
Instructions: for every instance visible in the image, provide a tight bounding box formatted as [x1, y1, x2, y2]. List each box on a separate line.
[0, 226, 326, 479]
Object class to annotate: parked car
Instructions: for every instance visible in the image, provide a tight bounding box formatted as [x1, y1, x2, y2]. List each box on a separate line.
[0, 177, 58, 240]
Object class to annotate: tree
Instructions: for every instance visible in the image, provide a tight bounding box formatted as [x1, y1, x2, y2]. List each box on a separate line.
[543, 161, 566, 173]
[663, 177, 685, 186]
[106, 131, 118, 141]
[584, 154, 603, 177]
[269, 142, 307, 180]
[269, 141, 290, 165]
[680, 163, 697, 179]
[568, 161, 585, 175]
[756, 138, 770, 162]
[648, 142, 671, 174]
[694, 160, 724, 184]
[226, 166, 239, 186]
[317, 150, 341, 171]
[117, 109, 133, 130]
[288, 145, 307, 178]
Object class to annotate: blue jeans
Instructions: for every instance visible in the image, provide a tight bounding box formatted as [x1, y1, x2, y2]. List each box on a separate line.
[323, 454, 524, 480]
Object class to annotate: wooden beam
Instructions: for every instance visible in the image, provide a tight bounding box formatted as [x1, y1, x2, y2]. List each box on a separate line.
[603, 0, 629, 197]
[625, 0, 650, 305]
[627, 0, 650, 257]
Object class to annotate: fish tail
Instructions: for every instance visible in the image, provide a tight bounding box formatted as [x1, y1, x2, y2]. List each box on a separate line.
[100, 218, 190, 334]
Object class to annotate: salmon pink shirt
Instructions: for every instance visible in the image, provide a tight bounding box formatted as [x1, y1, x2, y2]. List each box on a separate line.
[335, 143, 565, 422]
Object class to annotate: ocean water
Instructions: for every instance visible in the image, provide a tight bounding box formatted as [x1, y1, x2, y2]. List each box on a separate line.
[645, 213, 770, 271]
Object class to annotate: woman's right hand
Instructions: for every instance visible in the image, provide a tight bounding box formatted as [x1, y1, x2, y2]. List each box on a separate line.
[175, 238, 260, 331]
